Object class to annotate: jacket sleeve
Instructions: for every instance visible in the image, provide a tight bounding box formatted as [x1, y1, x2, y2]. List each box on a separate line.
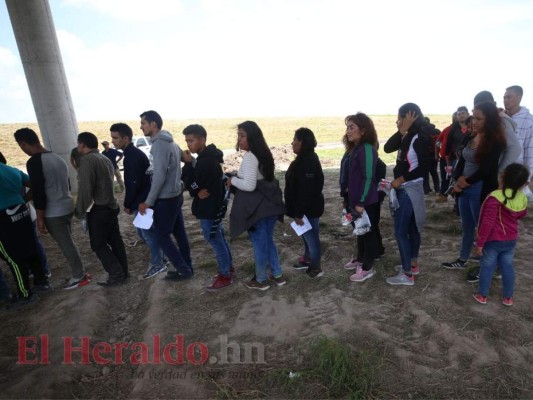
[349, 145, 375, 207]
[293, 155, 324, 218]
[384, 131, 402, 153]
[145, 142, 170, 206]
[124, 151, 150, 209]
[476, 196, 499, 248]
[26, 155, 47, 211]
[498, 117, 521, 172]
[231, 152, 259, 192]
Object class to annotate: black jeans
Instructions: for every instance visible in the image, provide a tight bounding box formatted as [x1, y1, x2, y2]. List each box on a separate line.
[87, 206, 128, 281]
[356, 202, 379, 271]
[424, 158, 440, 193]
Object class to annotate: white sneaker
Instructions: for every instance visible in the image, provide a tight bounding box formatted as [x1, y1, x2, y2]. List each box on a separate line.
[386, 271, 415, 286]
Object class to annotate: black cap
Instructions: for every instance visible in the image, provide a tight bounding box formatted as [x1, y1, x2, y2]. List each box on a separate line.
[456, 106, 468, 113]
[473, 91, 494, 107]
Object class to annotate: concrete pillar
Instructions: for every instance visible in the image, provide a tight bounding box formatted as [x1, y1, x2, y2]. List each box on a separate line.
[6, 0, 79, 191]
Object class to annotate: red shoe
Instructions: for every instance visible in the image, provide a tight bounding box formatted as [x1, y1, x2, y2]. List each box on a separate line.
[206, 274, 233, 291]
[502, 297, 513, 306]
[473, 293, 487, 304]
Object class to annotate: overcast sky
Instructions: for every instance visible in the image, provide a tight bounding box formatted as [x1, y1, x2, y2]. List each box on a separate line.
[1, 0, 533, 123]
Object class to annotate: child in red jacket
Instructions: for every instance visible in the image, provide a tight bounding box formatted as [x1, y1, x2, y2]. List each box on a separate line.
[473, 163, 529, 306]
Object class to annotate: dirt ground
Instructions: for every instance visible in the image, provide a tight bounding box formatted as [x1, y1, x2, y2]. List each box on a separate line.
[1, 147, 533, 399]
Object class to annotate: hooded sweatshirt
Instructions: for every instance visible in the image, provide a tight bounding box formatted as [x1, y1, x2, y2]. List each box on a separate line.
[182, 144, 225, 219]
[145, 130, 182, 206]
[476, 188, 528, 248]
[510, 106, 533, 179]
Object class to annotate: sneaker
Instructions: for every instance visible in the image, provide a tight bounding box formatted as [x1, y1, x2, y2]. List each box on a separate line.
[466, 266, 480, 283]
[473, 293, 488, 304]
[394, 265, 420, 276]
[270, 275, 287, 286]
[206, 274, 233, 291]
[6, 293, 40, 311]
[306, 268, 324, 278]
[502, 297, 513, 306]
[293, 260, 310, 270]
[143, 264, 168, 280]
[386, 271, 415, 286]
[63, 274, 92, 290]
[33, 284, 53, 293]
[374, 252, 385, 261]
[245, 278, 270, 291]
[45, 271, 52, 278]
[344, 259, 362, 270]
[494, 272, 502, 280]
[164, 271, 193, 281]
[212, 267, 236, 279]
[441, 258, 466, 270]
[96, 277, 125, 286]
[350, 267, 376, 282]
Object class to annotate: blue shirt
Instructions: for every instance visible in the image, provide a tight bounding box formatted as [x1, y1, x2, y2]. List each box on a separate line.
[0, 163, 29, 209]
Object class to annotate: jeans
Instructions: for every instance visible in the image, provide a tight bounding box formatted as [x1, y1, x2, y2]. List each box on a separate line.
[134, 211, 164, 267]
[356, 202, 379, 271]
[478, 240, 516, 298]
[153, 195, 192, 275]
[394, 188, 421, 273]
[87, 206, 128, 281]
[301, 217, 321, 271]
[200, 219, 232, 276]
[458, 182, 482, 260]
[248, 215, 282, 283]
[45, 212, 85, 279]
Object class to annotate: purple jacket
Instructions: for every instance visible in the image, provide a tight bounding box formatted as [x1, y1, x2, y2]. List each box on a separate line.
[348, 143, 378, 208]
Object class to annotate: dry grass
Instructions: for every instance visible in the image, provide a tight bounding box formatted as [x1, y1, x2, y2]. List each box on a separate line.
[0, 114, 452, 168]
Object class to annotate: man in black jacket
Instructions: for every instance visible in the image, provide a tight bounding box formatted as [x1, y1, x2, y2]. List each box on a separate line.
[181, 124, 233, 291]
[110, 123, 166, 279]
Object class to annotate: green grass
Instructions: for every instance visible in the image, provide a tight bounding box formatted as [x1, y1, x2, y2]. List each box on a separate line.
[263, 336, 382, 399]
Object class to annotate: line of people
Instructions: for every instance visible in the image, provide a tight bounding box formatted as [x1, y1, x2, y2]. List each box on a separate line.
[1, 84, 531, 309]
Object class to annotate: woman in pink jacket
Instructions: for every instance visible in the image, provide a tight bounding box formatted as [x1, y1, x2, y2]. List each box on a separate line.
[473, 163, 529, 306]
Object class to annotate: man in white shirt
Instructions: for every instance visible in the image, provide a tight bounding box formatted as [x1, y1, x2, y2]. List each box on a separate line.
[504, 85, 533, 185]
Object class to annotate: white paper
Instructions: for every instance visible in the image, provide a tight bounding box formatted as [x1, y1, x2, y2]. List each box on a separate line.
[133, 208, 154, 229]
[290, 215, 312, 236]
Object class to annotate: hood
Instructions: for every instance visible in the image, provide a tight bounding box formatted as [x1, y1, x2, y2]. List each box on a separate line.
[198, 143, 224, 164]
[491, 189, 528, 212]
[152, 130, 174, 143]
[501, 113, 517, 131]
[515, 106, 531, 118]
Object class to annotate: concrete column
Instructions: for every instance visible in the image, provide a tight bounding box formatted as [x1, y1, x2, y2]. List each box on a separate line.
[6, 0, 79, 191]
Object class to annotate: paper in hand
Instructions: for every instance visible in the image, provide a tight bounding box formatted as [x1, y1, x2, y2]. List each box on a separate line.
[133, 208, 154, 229]
[290, 215, 312, 236]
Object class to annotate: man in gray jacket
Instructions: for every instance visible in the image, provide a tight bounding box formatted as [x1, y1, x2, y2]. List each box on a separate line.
[138, 111, 192, 280]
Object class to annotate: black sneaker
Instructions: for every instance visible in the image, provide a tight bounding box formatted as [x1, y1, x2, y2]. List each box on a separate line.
[466, 271, 479, 283]
[33, 284, 53, 293]
[441, 258, 466, 270]
[164, 272, 193, 281]
[306, 268, 324, 278]
[96, 278, 125, 287]
[293, 262, 310, 271]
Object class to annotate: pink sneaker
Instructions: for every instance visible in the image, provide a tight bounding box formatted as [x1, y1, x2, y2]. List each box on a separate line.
[350, 267, 376, 282]
[502, 297, 513, 306]
[344, 259, 362, 270]
[473, 293, 488, 304]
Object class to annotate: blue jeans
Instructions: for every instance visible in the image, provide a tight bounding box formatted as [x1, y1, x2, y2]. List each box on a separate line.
[458, 182, 482, 260]
[200, 219, 232, 276]
[248, 215, 282, 283]
[135, 211, 164, 267]
[153, 195, 192, 275]
[301, 217, 321, 270]
[394, 188, 420, 273]
[478, 240, 515, 298]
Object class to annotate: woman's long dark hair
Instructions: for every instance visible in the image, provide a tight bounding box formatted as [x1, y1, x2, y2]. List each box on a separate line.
[236, 121, 275, 181]
[473, 102, 506, 164]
